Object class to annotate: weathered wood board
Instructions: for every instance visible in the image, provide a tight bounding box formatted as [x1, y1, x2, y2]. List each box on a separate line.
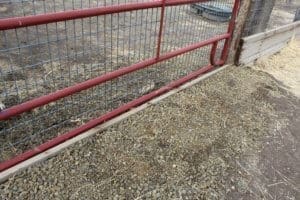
[237, 21, 300, 65]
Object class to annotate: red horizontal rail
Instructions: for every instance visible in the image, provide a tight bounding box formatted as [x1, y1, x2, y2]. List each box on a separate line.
[0, 0, 210, 30]
[0, 0, 240, 172]
[0, 64, 214, 172]
[0, 33, 230, 121]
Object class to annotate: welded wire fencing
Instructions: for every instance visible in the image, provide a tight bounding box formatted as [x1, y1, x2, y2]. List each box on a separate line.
[243, 0, 299, 36]
[0, 0, 238, 171]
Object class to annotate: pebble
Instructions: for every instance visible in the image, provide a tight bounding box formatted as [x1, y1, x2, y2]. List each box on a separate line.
[0, 6, 8, 12]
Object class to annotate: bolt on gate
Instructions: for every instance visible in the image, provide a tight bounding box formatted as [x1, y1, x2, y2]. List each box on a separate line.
[0, 0, 240, 171]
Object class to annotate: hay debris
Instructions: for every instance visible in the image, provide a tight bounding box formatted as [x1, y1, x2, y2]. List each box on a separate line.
[253, 39, 300, 97]
[1, 65, 295, 199]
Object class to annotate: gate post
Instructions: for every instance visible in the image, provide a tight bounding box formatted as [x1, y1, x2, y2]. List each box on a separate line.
[243, 0, 276, 36]
[225, 0, 252, 64]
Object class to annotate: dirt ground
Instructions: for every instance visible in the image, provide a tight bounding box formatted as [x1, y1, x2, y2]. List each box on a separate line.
[0, 40, 299, 199]
[254, 39, 300, 97]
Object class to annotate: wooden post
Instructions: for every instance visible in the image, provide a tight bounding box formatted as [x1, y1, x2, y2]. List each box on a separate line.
[244, 0, 276, 36]
[226, 0, 252, 64]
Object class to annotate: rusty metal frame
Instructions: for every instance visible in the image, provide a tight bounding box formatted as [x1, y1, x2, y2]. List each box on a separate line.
[0, 0, 241, 171]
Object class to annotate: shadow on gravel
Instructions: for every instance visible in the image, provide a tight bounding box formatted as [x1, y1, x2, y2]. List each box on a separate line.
[227, 71, 300, 200]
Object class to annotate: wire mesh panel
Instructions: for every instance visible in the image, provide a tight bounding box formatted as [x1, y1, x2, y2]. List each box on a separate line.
[242, 0, 300, 36]
[0, 0, 152, 18]
[242, 0, 276, 36]
[0, 0, 238, 170]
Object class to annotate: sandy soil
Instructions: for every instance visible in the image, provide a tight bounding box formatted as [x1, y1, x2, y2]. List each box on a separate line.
[0, 61, 299, 199]
[229, 39, 300, 200]
[254, 39, 300, 98]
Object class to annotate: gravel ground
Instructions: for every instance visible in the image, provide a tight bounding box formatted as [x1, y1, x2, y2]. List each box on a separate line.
[0, 63, 299, 199]
[255, 39, 300, 97]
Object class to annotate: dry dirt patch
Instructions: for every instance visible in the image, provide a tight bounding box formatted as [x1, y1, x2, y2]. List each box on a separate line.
[254, 39, 300, 97]
[230, 39, 300, 200]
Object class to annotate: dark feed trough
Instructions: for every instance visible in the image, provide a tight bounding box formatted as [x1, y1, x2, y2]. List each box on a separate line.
[191, 2, 232, 22]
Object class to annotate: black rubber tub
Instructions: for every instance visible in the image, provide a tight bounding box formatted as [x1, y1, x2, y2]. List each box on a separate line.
[190, 2, 232, 22]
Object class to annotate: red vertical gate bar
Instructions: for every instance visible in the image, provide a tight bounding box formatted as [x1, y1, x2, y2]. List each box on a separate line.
[0, 34, 230, 121]
[210, 41, 218, 66]
[0, 37, 230, 171]
[156, 0, 167, 59]
[0, 64, 215, 172]
[0, 0, 241, 172]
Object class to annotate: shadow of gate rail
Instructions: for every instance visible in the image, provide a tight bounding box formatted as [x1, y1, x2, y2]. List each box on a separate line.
[0, 0, 240, 171]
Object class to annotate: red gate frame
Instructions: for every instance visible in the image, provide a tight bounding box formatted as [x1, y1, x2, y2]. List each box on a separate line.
[0, 0, 240, 172]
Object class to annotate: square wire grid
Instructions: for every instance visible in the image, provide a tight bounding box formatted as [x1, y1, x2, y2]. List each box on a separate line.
[0, 0, 233, 161]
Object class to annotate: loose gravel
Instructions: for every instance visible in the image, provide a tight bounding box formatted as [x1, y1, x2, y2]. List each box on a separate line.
[0, 65, 298, 199]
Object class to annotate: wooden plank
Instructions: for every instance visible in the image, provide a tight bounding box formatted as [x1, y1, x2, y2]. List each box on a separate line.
[243, 21, 300, 43]
[238, 21, 300, 65]
[241, 41, 288, 65]
[296, 26, 300, 38]
[240, 31, 292, 61]
[240, 35, 291, 60]
[0, 65, 229, 184]
[242, 28, 294, 49]
[242, 41, 288, 64]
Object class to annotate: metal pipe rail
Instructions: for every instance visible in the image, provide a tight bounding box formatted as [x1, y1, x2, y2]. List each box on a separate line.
[0, 33, 229, 121]
[0, 0, 241, 171]
[0, 0, 211, 30]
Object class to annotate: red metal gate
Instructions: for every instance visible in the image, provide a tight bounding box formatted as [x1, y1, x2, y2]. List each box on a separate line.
[0, 0, 240, 171]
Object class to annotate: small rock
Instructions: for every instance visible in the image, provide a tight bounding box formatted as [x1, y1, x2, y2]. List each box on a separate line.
[0, 6, 8, 12]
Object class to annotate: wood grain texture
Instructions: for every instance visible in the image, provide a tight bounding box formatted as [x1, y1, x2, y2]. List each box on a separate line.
[238, 21, 300, 65]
